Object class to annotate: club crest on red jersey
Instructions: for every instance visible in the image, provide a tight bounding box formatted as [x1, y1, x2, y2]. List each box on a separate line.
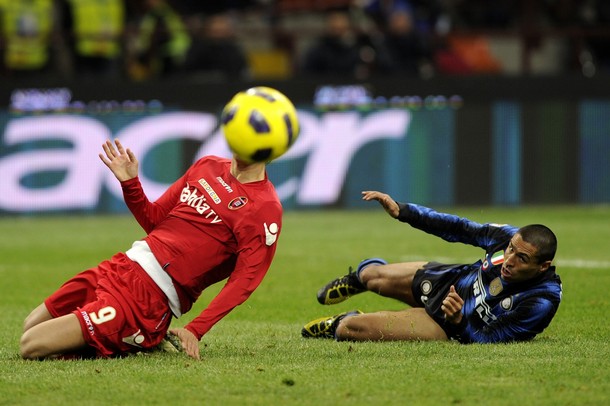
[228, 196, 248, 210]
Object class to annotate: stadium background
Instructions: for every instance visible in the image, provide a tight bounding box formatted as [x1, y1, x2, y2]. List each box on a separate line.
[1, 76, 609, 215]
[1, 1, 610, 214]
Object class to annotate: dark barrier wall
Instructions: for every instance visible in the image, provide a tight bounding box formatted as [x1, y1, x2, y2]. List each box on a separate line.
[1, 76, 609, 214]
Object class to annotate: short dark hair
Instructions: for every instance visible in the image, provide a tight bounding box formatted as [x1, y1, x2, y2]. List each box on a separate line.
[517, 224, 557, 263]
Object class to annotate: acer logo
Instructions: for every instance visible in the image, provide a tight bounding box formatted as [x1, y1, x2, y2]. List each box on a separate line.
[0, 110, 411, 213]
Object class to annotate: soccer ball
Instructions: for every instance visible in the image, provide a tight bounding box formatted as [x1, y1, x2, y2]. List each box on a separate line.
[221, 86, 300, 163]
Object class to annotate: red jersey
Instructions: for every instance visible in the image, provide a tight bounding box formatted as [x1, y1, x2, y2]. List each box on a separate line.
[120, 156, 282, 340]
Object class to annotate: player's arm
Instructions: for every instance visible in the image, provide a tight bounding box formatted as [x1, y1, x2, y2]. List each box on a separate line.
[182, 209, 281, 355]
[446, 297, 558, 344]
[182, 243, 276, 348]
[99, 139, 138, 181]
[361, 191, 400, 218]
[395, 202, 518, 249]
[361, 190, 516, 249]
[442, 285, 464, 325]
[120, 174, 186, 233]
[100, 138, 183, 232]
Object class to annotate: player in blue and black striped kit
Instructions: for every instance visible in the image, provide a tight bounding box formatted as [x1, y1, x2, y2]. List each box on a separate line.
[302, 191, 562, 344]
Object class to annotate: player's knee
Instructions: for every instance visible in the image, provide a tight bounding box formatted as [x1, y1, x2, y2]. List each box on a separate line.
[23, 312, 37, 333]
[22, 303, 51, 333]
[19, 330, 40, 360]
[20, 328, 54, 360]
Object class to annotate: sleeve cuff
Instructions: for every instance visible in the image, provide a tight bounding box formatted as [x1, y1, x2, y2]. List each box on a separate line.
[396, 202, 412, 222]
[184, 324, 203, 341]
[443, 316, 468, 341]
[120, 176, 140, 188]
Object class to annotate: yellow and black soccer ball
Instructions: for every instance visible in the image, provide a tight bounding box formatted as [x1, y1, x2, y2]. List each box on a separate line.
[221, 86, 299, 163]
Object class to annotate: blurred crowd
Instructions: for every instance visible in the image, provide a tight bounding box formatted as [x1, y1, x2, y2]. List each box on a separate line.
[1, 0, 610, 82]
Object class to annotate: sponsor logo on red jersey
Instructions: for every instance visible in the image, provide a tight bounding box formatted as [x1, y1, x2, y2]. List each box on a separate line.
[81, 310, 95, 336]
[199, 178, 221, 204]
[180, 183, 222, 223]
[264, 222, 279, 246]
[216, 176, 234, 193]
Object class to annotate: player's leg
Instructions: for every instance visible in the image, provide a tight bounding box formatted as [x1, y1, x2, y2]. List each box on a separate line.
[335, 308, 448, 341]
[20, 313, 87, 359]
[359, 261, 426, 307]
[317, 259, 427, 307]
[301, 310, 364, 338]
[317, 258, 389, 305]
[25, 267, 101, 334]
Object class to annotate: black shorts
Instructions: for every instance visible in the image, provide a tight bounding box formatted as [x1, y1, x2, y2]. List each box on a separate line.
[412, 262, 471, 327]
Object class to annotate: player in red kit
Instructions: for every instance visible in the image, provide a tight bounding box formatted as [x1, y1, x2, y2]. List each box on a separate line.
[20, 138, 283, 360]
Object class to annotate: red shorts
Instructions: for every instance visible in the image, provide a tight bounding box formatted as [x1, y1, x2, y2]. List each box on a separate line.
[45, 252, 172, 358]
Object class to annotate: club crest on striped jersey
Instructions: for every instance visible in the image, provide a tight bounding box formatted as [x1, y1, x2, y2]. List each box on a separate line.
[489, 277, 504, 296]
[228, 196, 248, 210]
[500, 296, 513, 310]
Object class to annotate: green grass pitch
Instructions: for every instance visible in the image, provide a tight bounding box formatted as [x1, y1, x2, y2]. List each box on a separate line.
[1, 206, 609, 405]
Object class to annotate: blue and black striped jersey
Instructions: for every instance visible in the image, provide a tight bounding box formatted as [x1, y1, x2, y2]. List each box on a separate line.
[398, 203, 562, 343]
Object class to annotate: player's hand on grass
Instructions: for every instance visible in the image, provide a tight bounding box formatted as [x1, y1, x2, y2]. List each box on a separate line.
[169, 327, 200, 360]
[441, 285, 464, 325]
[361, 191, 400, 218]
[99, 139, 139, 182]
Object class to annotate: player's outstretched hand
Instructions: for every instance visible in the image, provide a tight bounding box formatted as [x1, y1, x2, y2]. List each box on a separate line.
[99, 139, 139, 182]
[169, 327, 201, 360]
[441, 285, 464, 325]
[361, 191, 400, 218]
